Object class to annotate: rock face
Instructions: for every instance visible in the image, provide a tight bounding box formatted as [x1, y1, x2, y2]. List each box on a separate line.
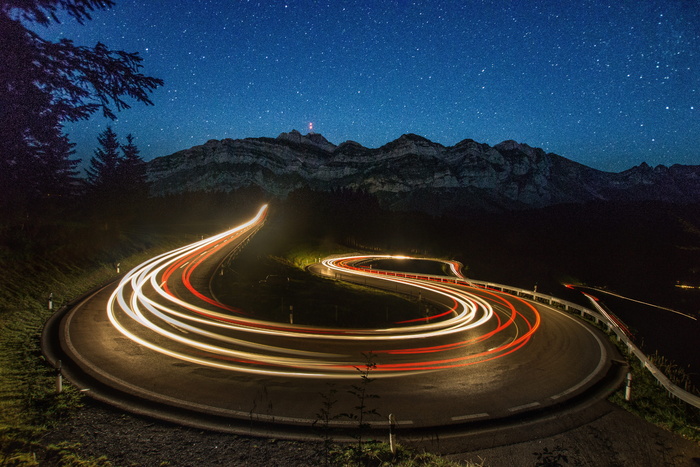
[147, 130, 700, 212]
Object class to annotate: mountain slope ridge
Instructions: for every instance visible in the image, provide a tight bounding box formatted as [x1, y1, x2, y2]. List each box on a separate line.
[147, 131, 700, 212]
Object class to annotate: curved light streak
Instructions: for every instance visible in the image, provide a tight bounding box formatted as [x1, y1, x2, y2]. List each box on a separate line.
[106, 204, 541, 378]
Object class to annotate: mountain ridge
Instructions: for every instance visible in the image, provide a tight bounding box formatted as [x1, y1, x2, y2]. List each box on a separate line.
[147, 131, 700, 212]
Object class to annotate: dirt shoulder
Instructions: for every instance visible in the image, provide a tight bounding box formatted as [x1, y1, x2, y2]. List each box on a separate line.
[41, 400, 323, 466]
[40, 398, 699, 466]
[448, 402, 700, 467]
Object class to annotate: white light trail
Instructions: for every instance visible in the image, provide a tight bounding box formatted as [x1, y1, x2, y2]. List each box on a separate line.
[105, 205, 540, 378]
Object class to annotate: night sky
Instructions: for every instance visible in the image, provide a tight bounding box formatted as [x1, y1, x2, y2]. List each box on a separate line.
[38, 0, 699, 172]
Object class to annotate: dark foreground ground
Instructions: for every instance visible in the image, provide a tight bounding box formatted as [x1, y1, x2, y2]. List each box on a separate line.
[454, 406, 700, 467]
[41, 398, 700, 466]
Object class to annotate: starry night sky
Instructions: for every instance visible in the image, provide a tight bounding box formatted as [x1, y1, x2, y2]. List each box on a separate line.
[38, 0, 699, 172]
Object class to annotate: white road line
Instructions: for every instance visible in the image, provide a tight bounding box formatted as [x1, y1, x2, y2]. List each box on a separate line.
[508, 401, 540, 412]
[451, 412, 489, 421]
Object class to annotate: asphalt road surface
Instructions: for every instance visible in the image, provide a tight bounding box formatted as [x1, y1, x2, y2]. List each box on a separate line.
[46, 205, 622, 437]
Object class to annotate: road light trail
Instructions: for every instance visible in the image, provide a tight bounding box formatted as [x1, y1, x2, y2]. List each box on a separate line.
[566, 284, 697, 321]
[105, 205, 542, 378]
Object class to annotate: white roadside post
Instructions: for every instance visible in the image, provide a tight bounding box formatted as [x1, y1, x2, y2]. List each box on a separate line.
[389, 413, 397, 456]
[625, 372, 632, 401]
[48, 293, 53, 311]
[55, 360, 62, 394]
[289, 305, 294, 324]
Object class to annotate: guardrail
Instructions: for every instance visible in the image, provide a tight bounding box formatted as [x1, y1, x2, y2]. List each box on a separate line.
[350, 265, 700, 409]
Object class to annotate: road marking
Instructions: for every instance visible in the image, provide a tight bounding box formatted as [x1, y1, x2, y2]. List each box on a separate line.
[508, 401, 540, 412]
[451, 412, 489, 421]
[544, 303, 609, 400]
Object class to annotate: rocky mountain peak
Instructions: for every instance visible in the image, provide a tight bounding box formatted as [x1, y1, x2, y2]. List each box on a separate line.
[398, 133, 433, 143]
[276, 130, 336, 152]
[494, 140, 541, 159]
[379, 133, 445, 155]
[623, 161, 672, 175]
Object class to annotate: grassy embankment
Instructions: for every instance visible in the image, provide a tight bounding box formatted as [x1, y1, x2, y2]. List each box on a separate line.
[571, 312, 700, 443]
[607, 345, 700, 442]
[0, 221, 199, 465]
[211, 239, 439, 328]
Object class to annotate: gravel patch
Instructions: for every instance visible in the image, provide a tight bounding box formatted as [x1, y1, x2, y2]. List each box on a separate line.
[40, 399, 700, 466]
[41, 401, 324, 466]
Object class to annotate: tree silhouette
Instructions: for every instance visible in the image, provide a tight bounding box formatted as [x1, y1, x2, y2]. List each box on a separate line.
[85, 128, 149, 227]
[119, 134, 149, 199]
[86, 126, 121, 193]
[85, 126, 120, 224]
[0, 0, 163, 218]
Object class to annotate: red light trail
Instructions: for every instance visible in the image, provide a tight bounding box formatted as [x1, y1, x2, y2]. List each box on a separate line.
[107, 206, 542, 378]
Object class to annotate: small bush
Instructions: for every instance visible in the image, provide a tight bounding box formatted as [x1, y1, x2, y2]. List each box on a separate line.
[330, 441, 484, 466]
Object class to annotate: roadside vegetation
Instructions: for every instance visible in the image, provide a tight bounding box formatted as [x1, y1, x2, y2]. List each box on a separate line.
[608, 345, 700, 442]
[330, 442, 483, 467]
[0, 221, 198, 464]
[210, 220, 437, 328]
[562, 307, 700, 443]
[213, 254, 431, 328]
